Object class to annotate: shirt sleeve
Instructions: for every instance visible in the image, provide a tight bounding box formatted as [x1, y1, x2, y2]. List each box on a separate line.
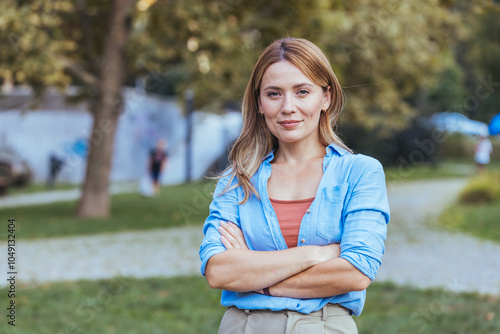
[340, 157, 390, 281]
[199, 174, 241, 276]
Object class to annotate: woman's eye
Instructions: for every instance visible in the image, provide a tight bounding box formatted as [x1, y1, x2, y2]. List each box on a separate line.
[298, 90, 309, 95]
[267, 92, 279, 97]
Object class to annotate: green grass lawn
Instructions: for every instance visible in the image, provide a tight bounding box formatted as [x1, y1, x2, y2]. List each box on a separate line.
[2, 277, 499, 334]
[4, 180, 216, 239]
[438, 199, 500, 243]
[359, 282, 500, 334]
[7, 182, 77, 196]
[438, 169, 500, 243]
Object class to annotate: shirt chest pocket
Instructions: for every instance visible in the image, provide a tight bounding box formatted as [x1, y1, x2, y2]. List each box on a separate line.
[316, 183, 348, 243]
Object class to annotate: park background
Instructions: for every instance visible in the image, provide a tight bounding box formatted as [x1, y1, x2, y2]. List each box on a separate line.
[1, 0, 500, 333]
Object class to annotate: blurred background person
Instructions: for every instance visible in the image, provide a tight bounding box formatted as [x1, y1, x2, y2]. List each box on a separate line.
[474, 135, 493, 173]
[149, 138, 169, 196]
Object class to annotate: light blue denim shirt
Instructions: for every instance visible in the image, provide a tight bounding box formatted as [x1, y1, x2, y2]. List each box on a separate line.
[199, 143, 390, 316]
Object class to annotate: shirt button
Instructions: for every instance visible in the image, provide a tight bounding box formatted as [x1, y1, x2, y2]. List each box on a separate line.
[301, 239, 306, 244]
[306, 209, 311, 213]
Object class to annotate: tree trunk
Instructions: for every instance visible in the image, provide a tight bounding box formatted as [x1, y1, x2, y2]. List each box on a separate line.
[76, 0, 135, 218]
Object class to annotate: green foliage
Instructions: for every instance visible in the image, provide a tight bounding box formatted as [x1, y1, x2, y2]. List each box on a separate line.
[2, 0, 468, 131]
[461, 3, 500, 123]
[319, 0, 463, 131]
[2, 278, 499, 334]
[0, 0, 75, 91]
[425, 62, 468, 116]
[459, 172, 500, 204]
[141, 0, 466, 131]
[437, 133, 475, 160]
[1, 0, 500, 163]
[2, 180, 215, 239]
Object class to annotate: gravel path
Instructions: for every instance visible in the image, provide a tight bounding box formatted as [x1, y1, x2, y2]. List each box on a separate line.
[1, 177, 499, 295]
[2, 226, 203, 286]
[376, 178, 500, 295]
[0, 183, 137, 209]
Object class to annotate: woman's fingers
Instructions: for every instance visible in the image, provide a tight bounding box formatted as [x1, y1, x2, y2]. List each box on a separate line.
[219, 221, 249, 250]
[227, 222, 249, 250]
[220, 235, 232, 249]
[224, 222, 246, 244]
[219, 222, 239, 249]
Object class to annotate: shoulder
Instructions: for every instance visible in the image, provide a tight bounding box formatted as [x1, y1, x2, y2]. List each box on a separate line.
[327, 143, 382, 170]
[335, 153, 386, 188]
[213, 169, 241, 197]
[340, 152, 383, 171]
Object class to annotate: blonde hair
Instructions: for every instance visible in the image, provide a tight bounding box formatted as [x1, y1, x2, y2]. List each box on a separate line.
[220, 37, 351, 203]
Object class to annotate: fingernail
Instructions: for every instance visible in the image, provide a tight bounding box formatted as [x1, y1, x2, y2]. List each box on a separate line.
[220, 221, 226, 225]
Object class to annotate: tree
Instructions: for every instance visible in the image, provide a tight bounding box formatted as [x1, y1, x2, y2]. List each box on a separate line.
[1, 0, 135, 218]
[75, 0, 136, 217]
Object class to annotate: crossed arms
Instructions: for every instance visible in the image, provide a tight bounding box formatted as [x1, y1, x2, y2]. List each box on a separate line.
[205, 221, 371, 299]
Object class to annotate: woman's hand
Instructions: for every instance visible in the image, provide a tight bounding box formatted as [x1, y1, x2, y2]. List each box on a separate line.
[218, 221, 249, 250]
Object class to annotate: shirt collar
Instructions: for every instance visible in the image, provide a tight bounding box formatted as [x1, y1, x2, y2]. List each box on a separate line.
[326, 142, 348, 157]
[263, 150, 275, 163]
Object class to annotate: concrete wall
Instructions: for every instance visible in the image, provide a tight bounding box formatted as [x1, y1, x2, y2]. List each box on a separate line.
[0, 88, 242, 185]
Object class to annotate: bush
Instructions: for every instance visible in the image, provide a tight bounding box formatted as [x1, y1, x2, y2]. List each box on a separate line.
[437, 132, 475, 161]
[459, 172, 500, 204]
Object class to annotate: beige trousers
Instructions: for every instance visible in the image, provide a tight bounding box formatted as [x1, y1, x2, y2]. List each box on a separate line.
[218, 304, 358, 334]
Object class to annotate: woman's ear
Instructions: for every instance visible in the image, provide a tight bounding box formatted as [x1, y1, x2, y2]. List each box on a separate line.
[323, 85, 332, 110]
[257, 98, 263, 114]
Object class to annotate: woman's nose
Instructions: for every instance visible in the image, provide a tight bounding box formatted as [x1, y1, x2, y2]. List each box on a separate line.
[281, 94, 296, 114]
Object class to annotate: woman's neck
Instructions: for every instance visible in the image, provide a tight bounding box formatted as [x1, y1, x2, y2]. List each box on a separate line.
[274, 139, 326, 165]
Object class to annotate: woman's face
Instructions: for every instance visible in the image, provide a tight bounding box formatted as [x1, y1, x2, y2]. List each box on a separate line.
[258, 61, 331, 146]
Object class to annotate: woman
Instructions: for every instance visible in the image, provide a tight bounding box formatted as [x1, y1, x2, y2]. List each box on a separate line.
[200, 37, 390, 334]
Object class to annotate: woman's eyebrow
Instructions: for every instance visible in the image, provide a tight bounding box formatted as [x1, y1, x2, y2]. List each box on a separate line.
[293, 83, 314, 89]
[262, 83, 313, 91]
[262, 85, 281, 91]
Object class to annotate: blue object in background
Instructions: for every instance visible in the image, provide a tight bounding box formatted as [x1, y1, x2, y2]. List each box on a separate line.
[429, 112, 489, 136]
[72, 139, 88, 157]
[63, 138, 88, 158]
[489, 114, 500, 136]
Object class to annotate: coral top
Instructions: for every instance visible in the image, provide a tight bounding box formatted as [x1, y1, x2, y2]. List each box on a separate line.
[270, 197, 315, 248]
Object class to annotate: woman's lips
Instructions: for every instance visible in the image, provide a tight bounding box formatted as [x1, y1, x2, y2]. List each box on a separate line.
[278, 120, 301, 129]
